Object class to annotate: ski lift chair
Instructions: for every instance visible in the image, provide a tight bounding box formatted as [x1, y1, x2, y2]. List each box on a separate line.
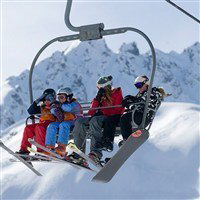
[28, 0, 157, 148]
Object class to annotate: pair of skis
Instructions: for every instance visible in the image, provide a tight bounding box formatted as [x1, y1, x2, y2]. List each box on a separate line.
[28, 139, 96, 172]
[0, 139, 95, 177]
[1, 129, 149, 182]
[0, 140, 42, 176]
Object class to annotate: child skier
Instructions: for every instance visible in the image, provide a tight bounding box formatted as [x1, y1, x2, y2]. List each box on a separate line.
[45, 87, 83, 156]
[16, 88, 56, 155]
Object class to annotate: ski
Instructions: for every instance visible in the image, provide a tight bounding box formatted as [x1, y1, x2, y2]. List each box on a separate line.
[0, 140, 42, 176]
[12, 153, 53, 162]
[28, 139, 96, 172]
[27, 147, 76, 166]
[9, 158, 58, 163]
[92, 129, 149, 183]
[68, 142, 103, 170]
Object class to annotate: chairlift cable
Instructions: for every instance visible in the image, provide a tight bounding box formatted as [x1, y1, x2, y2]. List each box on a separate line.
[165, 0, 200, 24]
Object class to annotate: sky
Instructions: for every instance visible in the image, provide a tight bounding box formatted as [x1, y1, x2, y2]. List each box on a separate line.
[1, 0, 199, 82]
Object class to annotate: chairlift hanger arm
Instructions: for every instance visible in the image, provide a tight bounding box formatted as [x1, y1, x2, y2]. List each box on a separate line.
[65, 0, 105, 41]
[65, 0, 105, 34]
[29, 34, 79, 104]
[65, 0, 79, 32]
[165, 0, 200, 24]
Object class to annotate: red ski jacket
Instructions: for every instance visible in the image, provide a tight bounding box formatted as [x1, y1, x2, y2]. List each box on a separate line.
[88, 87, 124, 116]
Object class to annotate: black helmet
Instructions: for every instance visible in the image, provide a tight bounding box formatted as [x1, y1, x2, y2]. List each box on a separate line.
[43, 88, 56, 97]
[97, 75, 113, 88]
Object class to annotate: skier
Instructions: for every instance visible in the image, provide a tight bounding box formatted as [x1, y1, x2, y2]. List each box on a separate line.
[16, 88, 56, 156]
[119, 75, 167, 146]
[72, 75, 124, 163]
[45, 87, 83, 157]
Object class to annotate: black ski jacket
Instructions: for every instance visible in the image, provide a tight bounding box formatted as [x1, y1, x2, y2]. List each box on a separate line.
[122, 87, 163, 120]
[27, 101, 41, 115]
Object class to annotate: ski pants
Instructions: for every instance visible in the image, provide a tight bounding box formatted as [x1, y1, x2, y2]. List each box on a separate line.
[102, 114, 121, 142]
[72, 117, 91, 150]
[45, 121, 74, 146]
[20, 121, 51, 152]
[72, 115, 107, 159]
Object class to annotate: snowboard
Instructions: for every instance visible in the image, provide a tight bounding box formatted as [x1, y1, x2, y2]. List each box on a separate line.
[92, 129, 149, 183]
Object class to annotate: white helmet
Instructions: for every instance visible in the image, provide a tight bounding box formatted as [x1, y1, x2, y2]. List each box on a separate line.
[134, 75, 149, 88]
[57, 87, 73, 97]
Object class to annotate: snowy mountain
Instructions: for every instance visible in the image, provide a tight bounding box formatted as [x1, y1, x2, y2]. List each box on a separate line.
[1, 40, 199, 131]
[1, 102, 199, 199]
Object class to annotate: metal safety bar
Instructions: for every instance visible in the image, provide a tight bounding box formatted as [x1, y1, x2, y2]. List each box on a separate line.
[29, 0, 156, 130]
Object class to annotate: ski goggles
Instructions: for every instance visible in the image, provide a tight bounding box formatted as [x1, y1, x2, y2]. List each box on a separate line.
[134, 82, 144, 88]
[58, 95, 66, 100]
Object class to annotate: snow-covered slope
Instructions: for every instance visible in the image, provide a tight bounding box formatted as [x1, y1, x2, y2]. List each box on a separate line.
[1, 40, 199, 131]
[1, 102, 199, 199]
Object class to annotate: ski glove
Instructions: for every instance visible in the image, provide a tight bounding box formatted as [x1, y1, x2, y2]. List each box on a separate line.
[50, 101, 64, 122]
[95, 88, 106, 102]
[122, 95, 137, 108]
[92, 110, 103, 117]
[35, 93, 47, 104]
[50, 101, 61, 109]
[50, 107, 64, 122]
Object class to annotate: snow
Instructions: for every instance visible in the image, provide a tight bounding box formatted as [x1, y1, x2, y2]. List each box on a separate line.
[1, 102, 199, 199]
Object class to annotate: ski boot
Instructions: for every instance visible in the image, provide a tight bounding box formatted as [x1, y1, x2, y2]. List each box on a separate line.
[88, 151, 101, 164]
[94, 141, 104, 149]
[55, 143, 66, 157]
[118, 139, 126, 148]
[104, 157, 111, 164]
[40, 145, 55, 157]
[15, 149, 29, 156]
[101, 137, 113, 152]
[15, 149, 33, 166]
[68, 152, 80, 160]
[68, 152, 89, 168]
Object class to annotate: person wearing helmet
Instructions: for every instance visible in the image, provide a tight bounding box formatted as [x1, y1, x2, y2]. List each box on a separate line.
[16, 88, 56, 157]
[45, 87, 83, 157]
[119, 75, 168, 146]
[72, 75, 124, 163]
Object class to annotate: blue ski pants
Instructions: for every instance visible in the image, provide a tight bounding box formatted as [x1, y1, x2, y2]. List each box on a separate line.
[45, 121, 74, 146]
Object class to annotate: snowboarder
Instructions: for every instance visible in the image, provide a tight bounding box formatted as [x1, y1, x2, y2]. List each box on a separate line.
[45, 87, 83, 156]
[72, 75, 124, 163]
[16, 88, 56, 156]
[119, 75, 167, 146]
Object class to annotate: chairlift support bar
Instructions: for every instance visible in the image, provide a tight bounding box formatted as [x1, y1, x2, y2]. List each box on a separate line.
[165, 0, 200, 24]
[29, 0, 156, 130]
